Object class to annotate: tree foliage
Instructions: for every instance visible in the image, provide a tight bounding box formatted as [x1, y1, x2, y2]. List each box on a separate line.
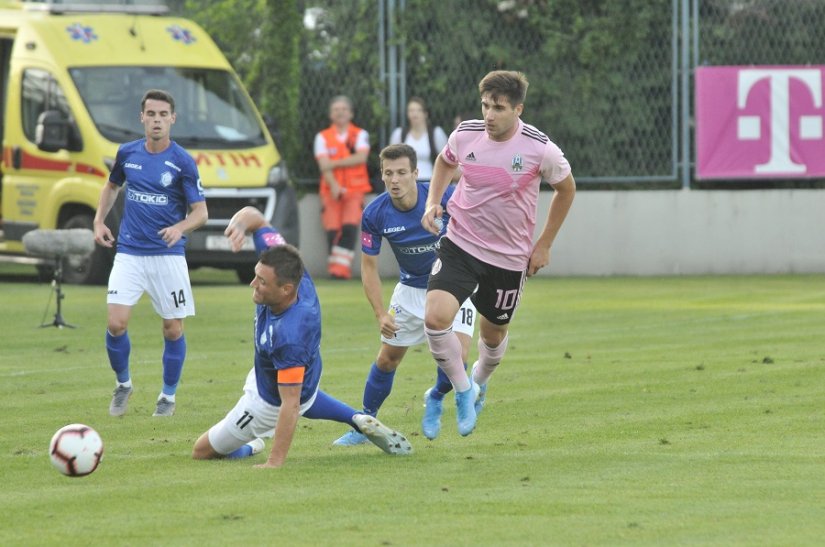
[171, 0, 825, 188]
[180, 0, 301, 175]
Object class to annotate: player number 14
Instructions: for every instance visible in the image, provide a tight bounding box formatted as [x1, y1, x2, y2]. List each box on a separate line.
[171, 289, 186, 308]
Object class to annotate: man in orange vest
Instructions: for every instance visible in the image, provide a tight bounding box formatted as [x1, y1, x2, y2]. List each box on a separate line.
[313, 95, 372, 280]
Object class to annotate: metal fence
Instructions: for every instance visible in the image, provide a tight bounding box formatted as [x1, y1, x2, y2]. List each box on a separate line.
[291, 0, 825, 189]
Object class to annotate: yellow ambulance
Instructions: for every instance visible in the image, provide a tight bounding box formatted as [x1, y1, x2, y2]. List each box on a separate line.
[0, 0, 298, 283]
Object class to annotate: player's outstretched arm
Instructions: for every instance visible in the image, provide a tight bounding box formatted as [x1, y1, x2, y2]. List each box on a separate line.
[224, 206, 270, 252]
[93, 181, 121, 248]
[529, 173, 576, 277]
[362, 253, 398, 339]
[255, 383, 301, 468]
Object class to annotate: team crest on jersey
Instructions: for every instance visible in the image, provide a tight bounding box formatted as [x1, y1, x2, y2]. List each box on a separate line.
[160, 171, 173, 187]
[512, 154, 523, 172]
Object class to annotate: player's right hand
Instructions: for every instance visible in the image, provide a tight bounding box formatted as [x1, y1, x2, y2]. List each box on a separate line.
[93, 223, 115, 248]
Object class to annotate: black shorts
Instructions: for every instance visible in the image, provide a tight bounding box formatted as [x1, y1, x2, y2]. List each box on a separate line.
[427, 237, 526, 325]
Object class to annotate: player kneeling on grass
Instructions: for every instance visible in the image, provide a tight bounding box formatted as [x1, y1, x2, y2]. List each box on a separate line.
[192, 207, 412, 468]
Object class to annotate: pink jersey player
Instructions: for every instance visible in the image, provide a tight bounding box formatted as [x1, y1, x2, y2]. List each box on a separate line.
[420, 70, 576, 439]
[442, 118, 571, 270]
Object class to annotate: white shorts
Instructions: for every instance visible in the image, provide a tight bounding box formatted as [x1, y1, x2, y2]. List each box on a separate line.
[107, 253, 195, 319]
[207, 368, 318, 455]
[383, 283, 476, 347]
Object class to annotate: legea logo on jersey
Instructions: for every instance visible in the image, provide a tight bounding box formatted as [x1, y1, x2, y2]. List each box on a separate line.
[160, 171, 173, 187]
[696, 66, 825, 179]
[124, 163, 142, 170]
[127, 188, 168, 206]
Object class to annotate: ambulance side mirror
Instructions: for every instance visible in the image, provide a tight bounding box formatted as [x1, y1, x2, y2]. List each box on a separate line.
[36, 110, 70, 153]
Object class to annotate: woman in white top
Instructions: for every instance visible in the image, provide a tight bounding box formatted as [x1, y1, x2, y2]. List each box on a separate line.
[389, 97, 447, 181]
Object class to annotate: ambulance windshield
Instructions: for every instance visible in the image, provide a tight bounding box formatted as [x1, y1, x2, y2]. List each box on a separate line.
[69, 66, 268, 149]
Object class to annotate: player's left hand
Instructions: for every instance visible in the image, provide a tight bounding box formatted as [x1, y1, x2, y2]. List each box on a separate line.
[378, 312, 399, 339]
[527, 246, 551, 277]
[224, 221, 247, 253]
[158, 226, 184, 247]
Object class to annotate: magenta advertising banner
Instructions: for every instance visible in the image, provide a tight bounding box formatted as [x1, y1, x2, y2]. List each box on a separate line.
[695, 66, 825, 179]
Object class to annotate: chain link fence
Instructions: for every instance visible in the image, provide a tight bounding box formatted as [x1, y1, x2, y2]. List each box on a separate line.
[176, 0, 825, 189]
[295, 0, 679, 187]
[696, 0, 825, 66]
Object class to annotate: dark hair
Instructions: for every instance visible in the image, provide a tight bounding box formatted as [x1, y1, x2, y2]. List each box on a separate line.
[407, 96, 429, 116]
[380, 143, 418, 172]
[259, 244, 304, 287]
[478, 71, 529, 107]
[141, 89, 176, 113]
[401, 96, 436, 159]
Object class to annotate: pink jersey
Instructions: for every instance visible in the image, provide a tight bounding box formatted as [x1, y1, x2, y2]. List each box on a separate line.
[441, 119, 571, 270]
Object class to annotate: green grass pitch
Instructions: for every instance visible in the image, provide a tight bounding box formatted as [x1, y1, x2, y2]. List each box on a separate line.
[1, 270, 824, 545]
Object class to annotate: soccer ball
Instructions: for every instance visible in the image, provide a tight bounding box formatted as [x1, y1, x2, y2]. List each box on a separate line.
[49, 424, 104, 477]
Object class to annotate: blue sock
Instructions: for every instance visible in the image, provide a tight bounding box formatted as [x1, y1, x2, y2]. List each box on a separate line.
[362, 363, 395, 416]
[227, 444, 253, 459]
[303, 390, 359, 428]
[433, 362, 467, 398]
[161, 335, 186, 396]
[106, 330, 131, 384]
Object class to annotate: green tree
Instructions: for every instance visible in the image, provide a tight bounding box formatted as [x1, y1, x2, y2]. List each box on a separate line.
[298, 1, 385, 186]
[180, 0, 301, 177]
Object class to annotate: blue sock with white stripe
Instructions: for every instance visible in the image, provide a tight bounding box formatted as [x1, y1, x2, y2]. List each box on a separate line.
[362, 363, 395, 416]
[227, 445, 253, 459]
[162, 335, 186, 396]
[106, 330, 131, 384]
[303, 390, 360, 427]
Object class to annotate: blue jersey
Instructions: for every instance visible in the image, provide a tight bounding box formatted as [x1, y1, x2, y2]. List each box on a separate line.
[361, 182, 455, 288]
[109, 139, 205, 256]
[250, 227, 323, 407]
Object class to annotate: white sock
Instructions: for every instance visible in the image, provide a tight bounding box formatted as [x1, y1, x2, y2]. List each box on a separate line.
[473, 335, 509, 385]
[159, 393, 175, 402]
[117, 380, 133, 388]
[425, 326, 471, 392]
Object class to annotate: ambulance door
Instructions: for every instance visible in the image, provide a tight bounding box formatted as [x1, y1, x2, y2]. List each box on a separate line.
[3, 67, 82, 239]
[1, 37, 14, 207]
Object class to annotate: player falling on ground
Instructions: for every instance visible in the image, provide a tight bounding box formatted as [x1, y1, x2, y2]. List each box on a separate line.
[192, 206, 412, 467]
[332, 144, 477, 446]
[421, 70, 576, 436]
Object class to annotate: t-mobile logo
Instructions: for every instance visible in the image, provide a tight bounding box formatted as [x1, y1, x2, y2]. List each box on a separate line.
[737, 68, 823, 174]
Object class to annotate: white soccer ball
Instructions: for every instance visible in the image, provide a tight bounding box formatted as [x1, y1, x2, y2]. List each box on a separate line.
[49, 424, 104, 477]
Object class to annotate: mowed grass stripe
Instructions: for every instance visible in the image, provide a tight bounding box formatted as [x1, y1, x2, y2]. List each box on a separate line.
[1, 273, 823, 546]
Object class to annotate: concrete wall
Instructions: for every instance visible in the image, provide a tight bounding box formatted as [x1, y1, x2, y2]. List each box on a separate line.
[297, 190, 825, 278]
